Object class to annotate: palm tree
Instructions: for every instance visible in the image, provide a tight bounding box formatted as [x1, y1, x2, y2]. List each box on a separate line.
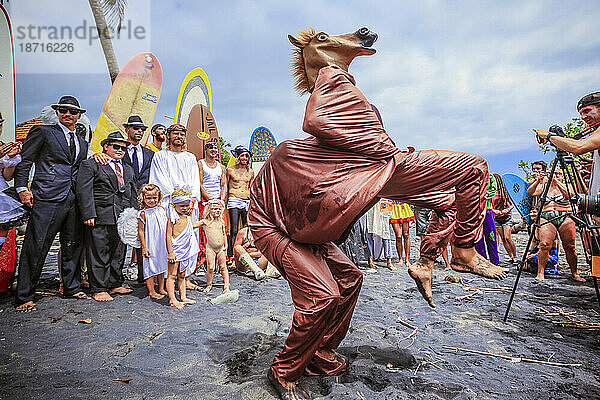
[88, 0, 127, 83]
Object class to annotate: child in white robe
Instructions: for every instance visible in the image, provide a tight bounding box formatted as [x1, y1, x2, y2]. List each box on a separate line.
[137, 184, 168, 299]
[166, 188, 202, 308]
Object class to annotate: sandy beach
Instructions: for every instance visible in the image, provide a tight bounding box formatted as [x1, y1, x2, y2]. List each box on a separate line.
[1, 231, 599, 400]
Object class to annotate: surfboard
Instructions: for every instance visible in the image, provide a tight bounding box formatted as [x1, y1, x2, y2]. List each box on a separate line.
[502, 173, 532, 223]
[90, 52, 162, 153]
[174, 67, 212, 127]
[249, 126, 277, 174]
[185, 104, 219, 162]
[0, 4, 15, 143]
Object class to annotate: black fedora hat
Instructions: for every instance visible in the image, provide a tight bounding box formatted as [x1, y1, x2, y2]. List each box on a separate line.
[51, 95, 86, 113]
[123, 115, 148, 130]
[100, 131, 129, 148]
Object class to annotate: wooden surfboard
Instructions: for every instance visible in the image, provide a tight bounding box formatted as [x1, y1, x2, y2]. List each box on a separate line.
[0, 4, 15, 143]
[91, 52, 162, 152]
[249, 126, 277, 174]
[186, 104, 219, 162]
[174, 67, 212, 127]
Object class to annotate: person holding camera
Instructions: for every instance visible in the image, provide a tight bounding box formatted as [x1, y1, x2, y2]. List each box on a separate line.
[536, 92, 600, 195]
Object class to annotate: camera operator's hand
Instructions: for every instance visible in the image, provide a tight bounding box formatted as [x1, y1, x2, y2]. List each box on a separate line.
[533, 129, 550, 144]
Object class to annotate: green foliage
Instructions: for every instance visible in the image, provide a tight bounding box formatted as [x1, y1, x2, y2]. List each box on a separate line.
[219, 137, 231, 167]
[564, 117, 588, 138]
[518, 160, 532, 180]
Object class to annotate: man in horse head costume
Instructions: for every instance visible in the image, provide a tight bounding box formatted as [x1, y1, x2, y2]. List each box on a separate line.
[248, 27, 507, 399]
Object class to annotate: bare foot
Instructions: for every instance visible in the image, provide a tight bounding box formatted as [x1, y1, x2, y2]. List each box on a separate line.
[368, 258, 377, 269]
[408, 257, 435, 308]
[571, 273, 586, 282]
[170, 300, 185, 309]
[181, 297, 196, 305]
[71, 291, 91, 300]
[203, 285, 212, 293]
[109, 287, 133, 295]
[450, 246, 508, 279]
[387, 262, 399, 271]
[186, 282, 199, 290]
[405, 259, 412, 268]
[93, 292, 114, 302]
[15, 301, 36, 312]
[159, 289, 168, 295]
[80, 279, 90, 289]
[149, 291, 165, 299]
[267, 368, 309, 400]
[535, 274, 545, 281]
[223, 287, 230, 294]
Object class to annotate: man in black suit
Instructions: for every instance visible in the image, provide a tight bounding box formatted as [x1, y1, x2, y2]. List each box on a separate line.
[93, 115, 155, 283]
[77, 132, 137, 302]
[14, 96, 89, 312]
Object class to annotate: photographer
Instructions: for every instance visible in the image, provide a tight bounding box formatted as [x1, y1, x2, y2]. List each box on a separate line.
[536, 92, 600, 195]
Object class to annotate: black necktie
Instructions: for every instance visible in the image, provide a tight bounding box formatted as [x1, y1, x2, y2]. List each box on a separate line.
[69, 132, 76, 163]
[131, 146, 139, 175]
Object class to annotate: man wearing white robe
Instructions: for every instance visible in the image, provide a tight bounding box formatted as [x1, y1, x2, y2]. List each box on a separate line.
[149, 124, 201, 277]
[149, 124, 201, 203]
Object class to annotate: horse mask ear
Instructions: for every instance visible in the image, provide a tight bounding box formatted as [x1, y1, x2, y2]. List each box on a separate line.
[288, 34, 303, 48]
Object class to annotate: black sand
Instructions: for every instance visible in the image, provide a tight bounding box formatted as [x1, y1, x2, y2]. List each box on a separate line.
[1, 232, 599, 399]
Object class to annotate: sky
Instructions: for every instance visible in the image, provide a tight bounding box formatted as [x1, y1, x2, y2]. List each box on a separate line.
[6, 0, 600, 176]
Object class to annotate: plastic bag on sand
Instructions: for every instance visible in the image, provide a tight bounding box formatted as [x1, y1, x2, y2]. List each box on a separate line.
[209, 289, 239, 304]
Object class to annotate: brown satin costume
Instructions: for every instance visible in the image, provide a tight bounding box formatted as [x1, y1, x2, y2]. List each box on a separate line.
[248, 66, 488, 381]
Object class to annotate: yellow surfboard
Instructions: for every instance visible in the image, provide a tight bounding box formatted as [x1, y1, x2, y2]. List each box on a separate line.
[173, 67, 212, 127]
[91, 53, 162, 153]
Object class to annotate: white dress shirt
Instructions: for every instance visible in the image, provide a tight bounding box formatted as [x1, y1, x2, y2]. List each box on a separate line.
[58, 122, 80, 160]
[127, 143, 143, 173]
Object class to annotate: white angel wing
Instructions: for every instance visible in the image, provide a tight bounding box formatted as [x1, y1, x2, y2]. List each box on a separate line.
[117, 207, 141, 248]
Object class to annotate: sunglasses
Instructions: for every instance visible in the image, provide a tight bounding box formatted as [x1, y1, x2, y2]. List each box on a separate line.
[131, 126, 147, 132]
[206, 143, 218, 149]
[57, 107, 80, 115]
[110, 143, 128, 151]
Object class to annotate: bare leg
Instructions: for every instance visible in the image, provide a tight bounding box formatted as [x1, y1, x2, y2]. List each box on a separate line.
[167, 262, 184, 308]
[501, 225, 517, 261]
[441, 247, 451, 270]
[204, 248, 216, 293]
[536, 219, 555, 281]
[392, 222, 403, 267]
[146, 276, 164, 299]
[402, 221, 411, 265]
[217, 251, 230, 292]
[179, 270, 195, 304]
[158, 274, 167, 295]
[558, 219, 585, 282]
[408, 257, 435, 307]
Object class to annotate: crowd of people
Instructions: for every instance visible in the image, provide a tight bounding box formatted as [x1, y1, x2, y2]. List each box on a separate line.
[0, 95, 280, 312]
[0, 92, 597, 313]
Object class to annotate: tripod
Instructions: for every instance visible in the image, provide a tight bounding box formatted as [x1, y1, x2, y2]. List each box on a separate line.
[503, 148, 600, 322]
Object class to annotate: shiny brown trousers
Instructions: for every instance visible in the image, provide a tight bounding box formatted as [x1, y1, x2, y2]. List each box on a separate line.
[380, 149, 488, 259]
[250, 149, 488, 381]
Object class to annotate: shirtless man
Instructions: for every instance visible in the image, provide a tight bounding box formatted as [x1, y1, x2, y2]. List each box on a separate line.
[233, 226, 280, 280]
[226, 145, 254, 258]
